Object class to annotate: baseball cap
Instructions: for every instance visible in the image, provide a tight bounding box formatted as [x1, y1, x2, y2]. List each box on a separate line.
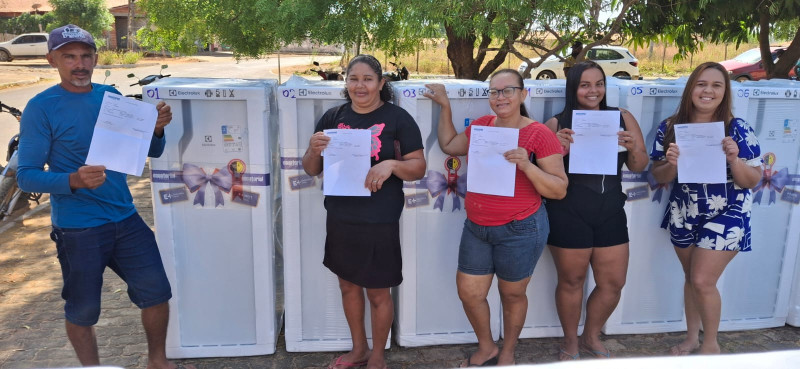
[48, 24, 96, 52]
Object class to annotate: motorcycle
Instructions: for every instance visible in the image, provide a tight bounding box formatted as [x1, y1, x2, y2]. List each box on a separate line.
[383, 61, 409, 81]
[0, 102, 42, 220]
[311, 61, 343, 81]
[126, 64, 171, 99]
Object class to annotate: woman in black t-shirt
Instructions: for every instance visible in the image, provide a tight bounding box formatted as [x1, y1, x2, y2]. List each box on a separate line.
[544, 61, 648, 360]
[302, 55, 425, 369]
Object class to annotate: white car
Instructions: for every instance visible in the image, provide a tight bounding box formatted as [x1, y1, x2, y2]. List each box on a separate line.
[518, 45, 640, 80]
[0, 33, 49, 62]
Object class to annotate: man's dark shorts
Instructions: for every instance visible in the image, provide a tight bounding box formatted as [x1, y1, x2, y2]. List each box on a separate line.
[50, 212, 172, 326]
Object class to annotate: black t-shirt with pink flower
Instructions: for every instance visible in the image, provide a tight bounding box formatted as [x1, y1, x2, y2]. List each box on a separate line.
[314, 102, 423, 223]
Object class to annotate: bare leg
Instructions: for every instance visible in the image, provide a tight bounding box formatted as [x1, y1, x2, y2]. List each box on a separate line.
[365, 288, 393, 369]
[581, 243, 629, 357]
[457, 271, 499, 367]
[65, 321, 100, 366]
[331, 278, 371, 368]
[671, 246, 701, 355]
[496, 277, 531, 365]
[690, 248, 737, 354]
[549, 246, 591, 359]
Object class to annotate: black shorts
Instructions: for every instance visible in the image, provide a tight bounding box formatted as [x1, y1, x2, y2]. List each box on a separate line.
[545, 184, 629, 249]
[323, 217, 403, 288]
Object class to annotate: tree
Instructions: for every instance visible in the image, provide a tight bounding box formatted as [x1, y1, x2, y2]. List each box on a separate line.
[625, 0, 800, 79]
[512, 0, 638, 79]
[137, 0, 639, 80]
[0, 13, 54, 34]
[49, 0, 115, 46]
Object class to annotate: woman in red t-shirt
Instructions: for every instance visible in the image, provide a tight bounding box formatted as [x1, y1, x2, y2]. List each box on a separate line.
[425, 70, 567, 367]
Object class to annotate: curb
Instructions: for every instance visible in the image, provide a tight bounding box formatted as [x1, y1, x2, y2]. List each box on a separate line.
[96, 62, 159, 69]
[0, 77, 42, 89]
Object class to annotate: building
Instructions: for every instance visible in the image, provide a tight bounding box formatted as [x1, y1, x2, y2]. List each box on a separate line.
[0, 0, 144, 49]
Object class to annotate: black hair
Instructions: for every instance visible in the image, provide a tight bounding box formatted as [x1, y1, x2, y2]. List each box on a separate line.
[555, 61, 608, 129]
[489, 68, 529, 118]
[343, 54, 393, 102]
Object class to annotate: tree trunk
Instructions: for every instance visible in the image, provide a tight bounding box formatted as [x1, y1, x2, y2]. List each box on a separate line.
[127, 0, 135, 51]
[444, 24, 517, 80]
[758, 11, 774, 77]
[768, 24, 800, 80]
[445, 25, 479, 80]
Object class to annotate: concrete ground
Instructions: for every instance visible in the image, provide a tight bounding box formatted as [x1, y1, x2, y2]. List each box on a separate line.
[0, 169, 799, 369]
[0, 56, 799, 368]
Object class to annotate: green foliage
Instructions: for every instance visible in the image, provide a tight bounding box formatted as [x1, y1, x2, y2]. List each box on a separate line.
[773, 19, 800, 41]
[137, 0, 639, 79]
[625, 0, 800, 78]
[0, 13, 55, 35]
[97, 50, 144, 65]
[49, 0, 114, 47]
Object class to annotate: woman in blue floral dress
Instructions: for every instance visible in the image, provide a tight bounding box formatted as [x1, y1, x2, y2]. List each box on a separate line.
[650, 62, 763, 355]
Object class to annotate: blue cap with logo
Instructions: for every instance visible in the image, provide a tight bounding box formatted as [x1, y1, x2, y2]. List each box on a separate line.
[48, 24, 96, 52]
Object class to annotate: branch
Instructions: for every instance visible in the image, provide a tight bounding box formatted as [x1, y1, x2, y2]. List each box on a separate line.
[578, 0, 638, 60]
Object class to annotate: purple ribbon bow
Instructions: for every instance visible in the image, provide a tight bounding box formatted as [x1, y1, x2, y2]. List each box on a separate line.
[647, 170, 670, 203]
[753, 167, 789, 205]
[425, 170, 467, 211]
[182, 163, 232, 207]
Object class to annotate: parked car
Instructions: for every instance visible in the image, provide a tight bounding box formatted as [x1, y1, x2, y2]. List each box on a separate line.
[518, 45, 639, 80]
[720, 47, 799, 81]
[0, 33, 49, 62]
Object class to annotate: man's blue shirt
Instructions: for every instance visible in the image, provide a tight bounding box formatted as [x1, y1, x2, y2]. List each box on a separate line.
[17, 83, 165, 228]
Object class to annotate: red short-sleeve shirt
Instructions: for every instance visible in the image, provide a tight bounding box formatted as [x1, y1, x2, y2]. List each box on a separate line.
[464, 115, 562, 226]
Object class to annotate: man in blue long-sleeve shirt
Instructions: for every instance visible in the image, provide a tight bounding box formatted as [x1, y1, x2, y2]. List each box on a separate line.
[16, 24, 187, 369]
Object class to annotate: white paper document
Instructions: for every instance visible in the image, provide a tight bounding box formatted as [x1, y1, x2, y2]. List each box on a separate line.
[322, 129, 371, 196]
[85, 92, 158, 176]
[675, 121, 726, 184]
[467, 125, 519, 197]
[568, 110, 620, 175]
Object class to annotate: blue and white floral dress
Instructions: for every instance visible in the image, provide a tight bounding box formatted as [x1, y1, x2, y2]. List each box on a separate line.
[650, 118, 762, 251]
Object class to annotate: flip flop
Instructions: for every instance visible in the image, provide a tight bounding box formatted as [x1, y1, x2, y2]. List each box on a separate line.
[558, 348, 580, 361]
[670, 343, 700, 356]
[579, 342, 612, 359]
[460, 353, 498, 367]
[327, 355, 369, 369]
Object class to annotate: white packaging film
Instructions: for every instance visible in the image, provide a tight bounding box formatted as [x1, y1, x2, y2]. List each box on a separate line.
[277, 78, 390, 352]
[144, 78, 283, 358]
[141, 75, 800, 357]
[392, 80, 503, 346]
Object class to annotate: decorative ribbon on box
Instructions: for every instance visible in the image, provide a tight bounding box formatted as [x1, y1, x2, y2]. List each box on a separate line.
[151, 162, 270, 207]
[182, 163, 233, 207]
[426, 156, 467, 211]
[647, 170, 671, 203]
[753, 152, 790, 205]
[753, 167, 789, 205]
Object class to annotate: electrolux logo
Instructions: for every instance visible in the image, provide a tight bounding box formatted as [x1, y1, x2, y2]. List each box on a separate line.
[169, 90, 201, 97]
[649, 87, 680, 95]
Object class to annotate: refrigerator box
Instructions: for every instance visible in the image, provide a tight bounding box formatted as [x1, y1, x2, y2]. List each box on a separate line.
[143, 78, 283, 358]
[277, 77, 390, 352]
[719, 80, 800, 330]
[604, 79, 687, 334]
[391, 80, 502, 346]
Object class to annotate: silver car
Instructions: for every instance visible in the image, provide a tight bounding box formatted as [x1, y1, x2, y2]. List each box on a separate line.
[0, 33, 49, 62]
[518, 45, 640, 80]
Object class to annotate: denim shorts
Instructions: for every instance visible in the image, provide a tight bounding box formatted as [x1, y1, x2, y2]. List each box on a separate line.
[458, 206, 549, 282]
[50, 213, 172, 326]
